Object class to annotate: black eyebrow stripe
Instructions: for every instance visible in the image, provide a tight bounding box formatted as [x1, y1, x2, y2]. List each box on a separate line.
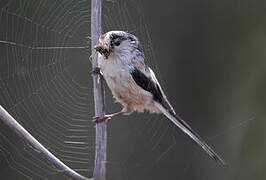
[127, 35, 136, 42]
[111, 34, 124, 40]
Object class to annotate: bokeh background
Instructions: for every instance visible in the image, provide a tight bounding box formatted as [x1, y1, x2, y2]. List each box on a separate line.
[0, 0, 265, 180]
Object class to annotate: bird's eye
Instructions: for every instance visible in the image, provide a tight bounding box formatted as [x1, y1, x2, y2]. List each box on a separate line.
[112, 38, 121, 46]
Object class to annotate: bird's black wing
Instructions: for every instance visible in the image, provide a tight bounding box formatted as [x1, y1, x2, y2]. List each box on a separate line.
[131, 67, 163, 103]
[130, 67, 175, 114]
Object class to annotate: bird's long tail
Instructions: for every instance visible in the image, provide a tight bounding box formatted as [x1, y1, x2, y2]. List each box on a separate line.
[154, 102, 226, 166]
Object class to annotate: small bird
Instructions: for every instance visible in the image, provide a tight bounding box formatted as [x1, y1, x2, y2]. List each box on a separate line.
[94, 30, 226, 166]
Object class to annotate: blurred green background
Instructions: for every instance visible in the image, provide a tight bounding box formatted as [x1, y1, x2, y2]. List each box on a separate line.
[0, 0, 265, 179]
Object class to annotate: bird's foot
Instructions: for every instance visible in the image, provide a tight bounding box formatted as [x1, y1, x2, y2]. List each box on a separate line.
[93, 115, 112, 123]
[91, 67, 101, 75]
[90, 67, 105, 81]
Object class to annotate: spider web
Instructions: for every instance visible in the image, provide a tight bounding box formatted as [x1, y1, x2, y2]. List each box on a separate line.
[0, 0, 94, 179]
[0, 0, 253, 180]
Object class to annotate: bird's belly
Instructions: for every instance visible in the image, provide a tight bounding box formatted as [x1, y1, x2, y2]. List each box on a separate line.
[100, 59, 160, 113]
[104, 70, 153, 112]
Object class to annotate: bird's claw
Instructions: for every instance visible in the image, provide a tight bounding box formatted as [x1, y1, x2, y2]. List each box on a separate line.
[90, 67, 105, 81]
[93, 115, 111, 123]
[91, 67, 101, 76]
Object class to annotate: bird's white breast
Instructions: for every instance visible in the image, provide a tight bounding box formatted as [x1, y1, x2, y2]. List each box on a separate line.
[99, 56, 132, 91]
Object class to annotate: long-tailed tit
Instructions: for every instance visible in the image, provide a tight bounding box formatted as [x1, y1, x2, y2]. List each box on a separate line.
[94, 31, 225, 166]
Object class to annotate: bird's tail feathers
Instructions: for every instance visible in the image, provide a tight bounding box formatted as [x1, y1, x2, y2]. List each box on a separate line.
[154, 102, 226, 166]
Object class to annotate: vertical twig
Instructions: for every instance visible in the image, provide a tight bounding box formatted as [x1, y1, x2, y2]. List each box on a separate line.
[91, 0, 106, 180]
[0, 105, 90, 180]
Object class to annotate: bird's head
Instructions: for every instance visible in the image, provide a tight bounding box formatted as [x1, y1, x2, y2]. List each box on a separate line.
[95, 31, 142, 59]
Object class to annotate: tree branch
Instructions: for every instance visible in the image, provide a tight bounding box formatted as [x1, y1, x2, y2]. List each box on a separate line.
[91, 0, 106, 180]
[0, 105, 90, 180]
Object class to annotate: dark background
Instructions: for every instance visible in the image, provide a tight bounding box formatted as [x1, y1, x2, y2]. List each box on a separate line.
[0, 0, 265, 179]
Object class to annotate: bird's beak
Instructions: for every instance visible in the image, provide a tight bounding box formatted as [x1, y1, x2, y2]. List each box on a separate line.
[94, 41, 111, 59]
